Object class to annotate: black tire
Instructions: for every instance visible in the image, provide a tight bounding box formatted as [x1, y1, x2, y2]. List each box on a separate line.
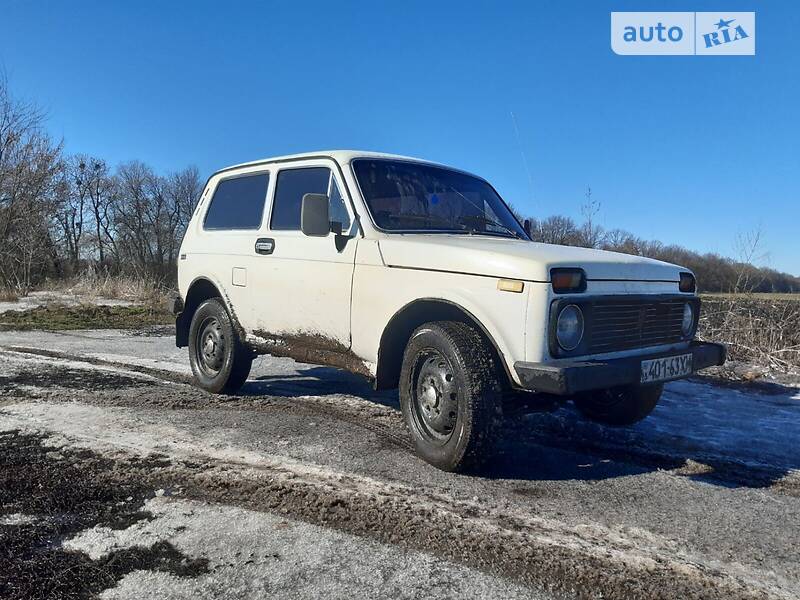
[399, 321, 502, 473]
[188, 298, 252, 394]
[573, 384, 663, 426]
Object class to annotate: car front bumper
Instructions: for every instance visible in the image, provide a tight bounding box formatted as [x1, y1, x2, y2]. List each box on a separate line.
[513, 341, 727, 395]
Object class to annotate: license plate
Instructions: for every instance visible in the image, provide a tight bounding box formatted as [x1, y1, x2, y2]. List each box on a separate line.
[640, 353, 693, 384]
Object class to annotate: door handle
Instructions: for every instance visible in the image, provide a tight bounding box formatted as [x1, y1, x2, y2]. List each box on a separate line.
[255, 238, 275, 255]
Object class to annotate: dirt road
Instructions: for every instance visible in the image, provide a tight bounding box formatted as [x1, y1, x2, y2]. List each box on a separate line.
[2, 329, 799, 599]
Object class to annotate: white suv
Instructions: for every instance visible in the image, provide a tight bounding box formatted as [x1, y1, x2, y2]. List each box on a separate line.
[173, 151, 725, 472]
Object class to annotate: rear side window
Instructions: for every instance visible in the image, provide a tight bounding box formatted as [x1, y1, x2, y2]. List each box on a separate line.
[203, 173, 269, 230]
[271, 167, 331, 230]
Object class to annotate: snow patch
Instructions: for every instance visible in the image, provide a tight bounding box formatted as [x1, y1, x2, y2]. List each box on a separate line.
[85, 353, 190, 375]
[643, 378, 800, 472]
[0, 291, 134, 313]
[0, 350, 164, 384]
[0, 513, 38, 526]
[65, 496, 537, 600]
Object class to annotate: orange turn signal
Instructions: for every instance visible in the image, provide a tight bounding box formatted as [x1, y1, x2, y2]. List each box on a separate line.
[679, 272, 696, 293]
[497, 279, 524, 293]
[550, 268, 586, 294]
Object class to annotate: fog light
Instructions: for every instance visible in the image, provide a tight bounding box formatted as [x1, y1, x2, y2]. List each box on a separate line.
[556, 305, 584, 351]
[681, 303, 695, 337]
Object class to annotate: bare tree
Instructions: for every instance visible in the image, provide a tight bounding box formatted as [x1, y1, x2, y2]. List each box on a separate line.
[603, 228, 635, 252]
[109, 162, 200, 281]
[578, 185, 604, 248]
[732, 226, 767, 293]
[81, 157, 116, 264]
[54, 155, 97, 271]
[534, 215, 579, 245]
[165, 165, 201, 260]
[0, 75, 62, 291]
[113, 161, 156, 275]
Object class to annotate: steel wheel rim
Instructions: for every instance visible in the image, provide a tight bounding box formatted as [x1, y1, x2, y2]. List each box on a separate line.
[593, 388, 627, 409]
[410, 349, 459, 443]
[196, 316, 226, 377]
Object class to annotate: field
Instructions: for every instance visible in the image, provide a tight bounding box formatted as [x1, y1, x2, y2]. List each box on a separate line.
[699, 294, 800, 375]
[703, 292, 800, 301]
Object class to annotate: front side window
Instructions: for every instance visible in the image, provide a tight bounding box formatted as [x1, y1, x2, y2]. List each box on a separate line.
[329, 178, 351, 230]
[203, 173, 269, 230]
[271, 167, 331, 230]
[271, 166, 352, 231]
[352, 159, 525, 238]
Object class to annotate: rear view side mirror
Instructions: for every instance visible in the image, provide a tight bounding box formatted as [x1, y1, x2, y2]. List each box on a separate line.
[301, 193, 330, 237]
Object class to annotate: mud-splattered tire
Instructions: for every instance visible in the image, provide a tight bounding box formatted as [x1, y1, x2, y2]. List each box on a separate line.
[573, 384, 663, 426]
[399, 321, 502, 473]
[188, 298, 252, 394]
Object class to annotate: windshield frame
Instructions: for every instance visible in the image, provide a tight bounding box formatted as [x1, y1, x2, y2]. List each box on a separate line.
[349, 157, 530, 240]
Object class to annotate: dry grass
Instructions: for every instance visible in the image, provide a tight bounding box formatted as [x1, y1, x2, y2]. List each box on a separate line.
[699, 295, 800, 372]
[0, 288, 19, 302]
[41, 269, 172, 308]
[703, 292, 800, 301]
[0, 304, 173, 331]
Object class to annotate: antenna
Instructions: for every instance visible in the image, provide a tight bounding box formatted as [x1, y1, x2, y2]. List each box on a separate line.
[510, 111, 534, 210]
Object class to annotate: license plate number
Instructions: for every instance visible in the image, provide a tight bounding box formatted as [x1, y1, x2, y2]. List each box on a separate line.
[640, 353, 693, 384]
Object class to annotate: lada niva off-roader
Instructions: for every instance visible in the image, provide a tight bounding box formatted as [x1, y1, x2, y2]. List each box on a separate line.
[173, 151, 726, 472]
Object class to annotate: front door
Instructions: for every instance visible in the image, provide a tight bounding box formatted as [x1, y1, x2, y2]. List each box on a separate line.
[250, 158, 357, 349]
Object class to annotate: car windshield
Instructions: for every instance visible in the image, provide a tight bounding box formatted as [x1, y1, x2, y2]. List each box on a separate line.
[352, 159, 527, 238]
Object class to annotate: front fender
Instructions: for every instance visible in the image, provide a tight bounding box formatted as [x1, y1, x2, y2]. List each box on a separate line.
[176, 274, 240, 348]
[351, 264, 532, 386]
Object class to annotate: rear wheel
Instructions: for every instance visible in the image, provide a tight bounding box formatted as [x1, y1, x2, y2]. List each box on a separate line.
[573, 384, 663, 426]
[399, 321, 502, 473]
[188, 298, 252, 394]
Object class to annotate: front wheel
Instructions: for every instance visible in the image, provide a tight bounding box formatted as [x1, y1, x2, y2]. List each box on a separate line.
[399, 321, 502, 473]
[188, 298, 252, 394]
[573, 384, 663, 426]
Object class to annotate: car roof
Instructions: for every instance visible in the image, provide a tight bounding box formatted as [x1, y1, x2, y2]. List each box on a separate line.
[213, 150, 470, 177]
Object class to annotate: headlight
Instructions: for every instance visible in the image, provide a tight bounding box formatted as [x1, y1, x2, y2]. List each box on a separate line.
[681, 303, 694, 337]
[556, 305, 584, 351]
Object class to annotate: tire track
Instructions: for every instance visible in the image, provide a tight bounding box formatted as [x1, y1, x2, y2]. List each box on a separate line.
[0, 346, 414, 451]
[2, 345, 796, 493]
[0, 401, 795, 600]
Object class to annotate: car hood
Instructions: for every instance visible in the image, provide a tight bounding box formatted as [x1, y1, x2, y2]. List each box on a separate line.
[377, 235, 685, 282]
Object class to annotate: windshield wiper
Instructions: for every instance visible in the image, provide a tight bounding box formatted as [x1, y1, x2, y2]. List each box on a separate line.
[385, 213, 459, 229]
[458, 215, 524, 239]
[439, 184, 524, 239]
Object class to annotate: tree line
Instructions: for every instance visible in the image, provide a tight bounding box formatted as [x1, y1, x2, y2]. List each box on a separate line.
[0, 77, 201, 291]
[513, 197, 799, 294]
[1, 77, 796, 294]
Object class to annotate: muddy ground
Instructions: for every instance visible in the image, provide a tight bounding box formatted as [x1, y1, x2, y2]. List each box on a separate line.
[0, 304, 172, 332]
[1, 328, 800, 599]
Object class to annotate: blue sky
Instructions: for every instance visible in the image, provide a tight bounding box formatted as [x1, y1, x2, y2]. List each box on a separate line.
[2, 0, 798, 274]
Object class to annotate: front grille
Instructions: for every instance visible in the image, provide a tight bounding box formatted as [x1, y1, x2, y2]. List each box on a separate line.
[587, 299, 688, 354]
